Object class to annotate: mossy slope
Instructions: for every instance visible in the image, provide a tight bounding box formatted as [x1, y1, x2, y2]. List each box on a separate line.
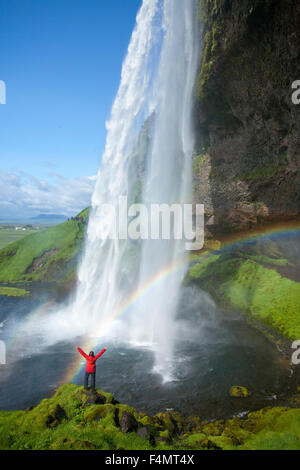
[187, 241, 300, 340]
[1, 384, 300, 450]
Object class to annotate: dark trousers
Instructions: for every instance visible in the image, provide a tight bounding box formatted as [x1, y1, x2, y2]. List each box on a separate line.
[84, 372, 95, 391]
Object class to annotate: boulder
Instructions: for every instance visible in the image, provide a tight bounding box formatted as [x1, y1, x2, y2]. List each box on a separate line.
[84, 391, 107, 406]
[137, 426, 155, 445]
[119, 411, 138, 433]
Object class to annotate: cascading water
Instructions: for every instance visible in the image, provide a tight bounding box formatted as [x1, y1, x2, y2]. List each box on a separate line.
[63, 0, 199, 381]
[1, 0, 294, 416]
[20, 0, 200, 382]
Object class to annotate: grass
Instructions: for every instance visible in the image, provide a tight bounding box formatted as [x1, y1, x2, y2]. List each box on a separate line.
[0, 228, 37, 250]
[0, 384, 171, 451]
[0, 286, 29, 297]
[186, 244, 300, 341]
[0, 383, 299, 450]
[0, 208, 90, 284]
[221, 260, 300, 339]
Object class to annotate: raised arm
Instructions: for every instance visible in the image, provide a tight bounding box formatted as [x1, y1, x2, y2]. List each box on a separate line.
[95, 347, 107, 360]
[77, 347, 88, 359]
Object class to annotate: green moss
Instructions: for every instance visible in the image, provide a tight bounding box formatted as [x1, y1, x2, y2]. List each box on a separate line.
[188, 253, 221, 280]
[140, 415, 152, 427]
[237, 165, 281, 181]
[192, 152, 206, 175]
[246, 255, 290, 267]
[230, 386, 251, 398]
[0, 286, 29, 297]
[222, 260, 300, 340]
[182, 407, 300, 450]
[187, 246, 300, 341]
[0, 384, 159, 451]
[0, 384, 300, 450]
[158, 430, 171, 442]
[117, 404, 139, 421]
[154, 411, 184, 436]
[234, 408, 300, 450]
[84, 404, 117, 427]
[201, 420, 224, 436]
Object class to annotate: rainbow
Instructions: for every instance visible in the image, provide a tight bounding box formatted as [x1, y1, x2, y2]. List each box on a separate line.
[61, 253, 190, 384]
[6, 218, 300, 387]
[62, 219, 300, 384]
[206, 219, 300, 255]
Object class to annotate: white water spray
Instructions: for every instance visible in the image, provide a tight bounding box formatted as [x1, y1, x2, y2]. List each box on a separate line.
[31, 0, 200, 382]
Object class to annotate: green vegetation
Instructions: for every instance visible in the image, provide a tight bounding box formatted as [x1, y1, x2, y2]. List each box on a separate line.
[192, 152, 206, 175]
[179, 406, 300, 450]
[187, 244, 300, 341]
[0, 383, 299, 450]
[236, 161, 288, 182]
[0, 384, 171, 451]
[0, 286, 29, 297]
[246, 255, 290, 267]
[0, 228, 37, 250]
[188, 253, 221, 280]
[0, 208, 90, 285]
[230, 386, 251, 398]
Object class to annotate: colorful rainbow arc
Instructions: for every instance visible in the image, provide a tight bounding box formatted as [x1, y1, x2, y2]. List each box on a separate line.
[6, 220, 300, 387]
[61, 254, 189, 384]
[62, 220, 300, 384]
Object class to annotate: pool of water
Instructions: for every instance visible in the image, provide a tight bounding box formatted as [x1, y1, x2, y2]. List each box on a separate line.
[0, 283, 295, 419]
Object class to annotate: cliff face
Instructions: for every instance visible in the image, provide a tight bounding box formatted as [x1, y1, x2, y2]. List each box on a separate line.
[193, 0, 300, 232]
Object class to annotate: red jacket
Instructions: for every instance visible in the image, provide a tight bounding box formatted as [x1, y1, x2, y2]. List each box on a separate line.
[77, 347, 106, 373]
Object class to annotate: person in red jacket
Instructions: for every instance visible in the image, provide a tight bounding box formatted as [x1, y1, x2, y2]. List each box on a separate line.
[77, 346, 107, 391]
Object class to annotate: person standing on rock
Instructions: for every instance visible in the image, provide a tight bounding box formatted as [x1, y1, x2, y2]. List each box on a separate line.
[76, 346, 107, 392]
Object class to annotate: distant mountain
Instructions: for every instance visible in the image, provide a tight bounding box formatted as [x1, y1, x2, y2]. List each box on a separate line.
[30, 214, 68, 221]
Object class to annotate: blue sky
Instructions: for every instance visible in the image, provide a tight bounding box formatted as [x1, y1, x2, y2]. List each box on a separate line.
[0, 0, 141, 218]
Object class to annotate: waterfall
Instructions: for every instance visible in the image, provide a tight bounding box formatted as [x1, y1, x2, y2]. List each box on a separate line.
[41, 0, 200, 382]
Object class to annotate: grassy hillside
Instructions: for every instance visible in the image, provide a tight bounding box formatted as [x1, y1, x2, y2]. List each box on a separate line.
[186, 238, 300, 341]
[0, 228, 37, 250]
[0, 208, 90, 284]
[1, 383, 300, 450]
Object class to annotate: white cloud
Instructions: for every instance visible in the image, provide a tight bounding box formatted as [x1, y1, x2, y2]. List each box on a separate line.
[0, 170, 96, 218]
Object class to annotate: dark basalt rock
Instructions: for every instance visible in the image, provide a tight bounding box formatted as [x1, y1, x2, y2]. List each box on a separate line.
[194, 0, 300, 232]
[119, 411, 138, 433]
[84, 391, 107, 406]
[25, 406, 35, 412]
